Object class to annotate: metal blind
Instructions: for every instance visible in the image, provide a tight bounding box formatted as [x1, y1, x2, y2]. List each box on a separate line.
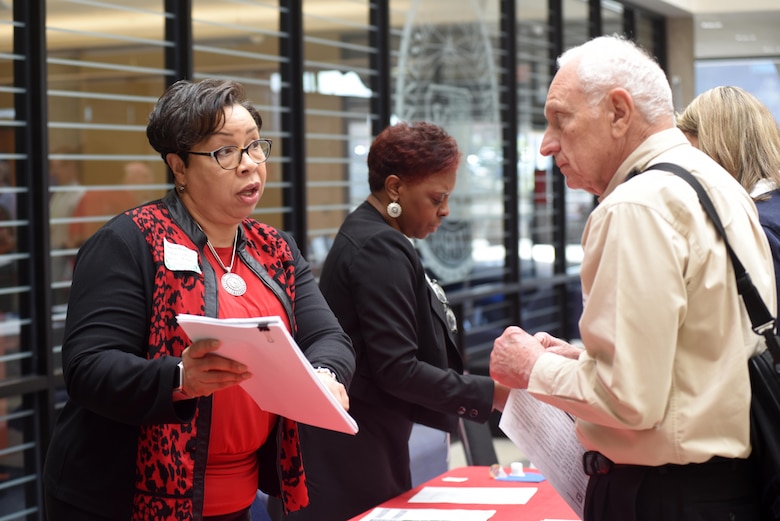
[302, 0, 376, 273]
[192, 0, 288, 228]
[563, 0, 589, 49]
[46, 1, 170, 368]
[391, 0, 503, 284]
[515, 0, 581, 344]
[0, 2, 37, 514]
[389, 0, 513, 367]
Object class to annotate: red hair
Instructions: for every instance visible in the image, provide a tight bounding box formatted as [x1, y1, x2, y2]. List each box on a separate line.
[367, 121, 461, 192]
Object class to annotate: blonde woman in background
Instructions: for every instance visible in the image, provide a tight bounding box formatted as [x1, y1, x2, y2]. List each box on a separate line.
[677, 85, 780, 301]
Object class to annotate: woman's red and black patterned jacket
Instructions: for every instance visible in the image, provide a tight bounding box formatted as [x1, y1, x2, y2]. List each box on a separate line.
[43, 191, 355, 521]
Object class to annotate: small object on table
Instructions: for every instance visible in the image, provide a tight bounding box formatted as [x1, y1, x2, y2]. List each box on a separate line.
[489, 462, 546, 483]
[510, 461, 525, 477]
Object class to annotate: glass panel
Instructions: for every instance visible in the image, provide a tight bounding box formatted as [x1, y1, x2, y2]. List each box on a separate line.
[192, 0, 285, 229]
[635, 11, 658, 54]
[0, 396, 38, 516]
[519, 0, 582, 340]
[560, 0, 592, 280]
[0, 2, 23, 330]
[602, 0, 623, 37]
[389, 0, 505, 366]
[518, 0, 553, 266]
[46, 1, 169, 361]
[391, 0, 503, 285]
[2, 2, 43, 517]
[695, 58, 780, 120]
[303, 0, 374, 273]
[563, 0, 589, 49]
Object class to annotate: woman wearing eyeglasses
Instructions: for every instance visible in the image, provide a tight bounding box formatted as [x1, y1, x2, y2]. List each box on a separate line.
[42, 79, 355, 521]
[271, 122, 510, 521]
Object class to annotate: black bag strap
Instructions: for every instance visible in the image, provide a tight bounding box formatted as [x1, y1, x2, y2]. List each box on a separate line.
[635, 162, 780, 364]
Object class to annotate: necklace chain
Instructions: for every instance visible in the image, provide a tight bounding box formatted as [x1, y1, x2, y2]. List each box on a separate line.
[204, 229, 238, 274]
[195, 223, 246, 297]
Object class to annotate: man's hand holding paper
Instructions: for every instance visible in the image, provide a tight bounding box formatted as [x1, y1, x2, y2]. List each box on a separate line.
[489, 326, 545, 389]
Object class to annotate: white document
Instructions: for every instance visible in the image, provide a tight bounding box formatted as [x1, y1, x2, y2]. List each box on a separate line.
[409, 486, 536, 505]
[176, 314, 358, 434]
[358, 508, 496, 521]
[499, 389, 587, 519]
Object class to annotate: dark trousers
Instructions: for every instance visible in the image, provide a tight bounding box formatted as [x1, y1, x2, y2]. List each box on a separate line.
[583, 454, 761, 521]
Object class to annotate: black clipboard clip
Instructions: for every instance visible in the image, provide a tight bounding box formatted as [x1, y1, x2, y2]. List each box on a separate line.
[257, 322, 275, 343]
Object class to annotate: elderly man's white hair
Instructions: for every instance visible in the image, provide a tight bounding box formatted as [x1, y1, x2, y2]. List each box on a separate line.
[558, 34, 674, 125]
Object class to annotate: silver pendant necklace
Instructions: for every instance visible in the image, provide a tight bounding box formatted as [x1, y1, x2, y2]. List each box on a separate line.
[204, 229, 247, 297]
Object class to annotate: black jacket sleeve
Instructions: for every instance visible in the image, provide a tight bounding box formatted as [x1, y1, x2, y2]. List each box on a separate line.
[62, 214, 196, 425]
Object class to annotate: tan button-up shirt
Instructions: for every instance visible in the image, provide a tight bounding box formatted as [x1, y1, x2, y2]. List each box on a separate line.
[529, 128, 776, 466]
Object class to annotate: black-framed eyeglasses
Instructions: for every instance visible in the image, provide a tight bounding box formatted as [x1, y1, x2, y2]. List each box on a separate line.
[426, 274, 458, 334]
[189, 138, 272, 170]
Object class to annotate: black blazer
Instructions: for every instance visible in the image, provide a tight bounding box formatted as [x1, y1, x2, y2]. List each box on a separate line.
[271, 201, 497, 521]
[319, 201, 494, 433]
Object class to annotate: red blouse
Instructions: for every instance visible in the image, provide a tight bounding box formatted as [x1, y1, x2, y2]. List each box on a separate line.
[202, 244, 291, 516]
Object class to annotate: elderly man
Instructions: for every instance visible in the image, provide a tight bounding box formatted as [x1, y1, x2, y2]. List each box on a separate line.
[490, 35, 774, 521]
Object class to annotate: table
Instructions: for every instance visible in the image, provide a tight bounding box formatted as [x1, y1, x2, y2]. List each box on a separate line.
[349, 465, 581, 521]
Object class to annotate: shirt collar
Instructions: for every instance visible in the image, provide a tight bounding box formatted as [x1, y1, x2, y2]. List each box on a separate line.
[751, 178, 778, 198]
[599, 128, 690, 202]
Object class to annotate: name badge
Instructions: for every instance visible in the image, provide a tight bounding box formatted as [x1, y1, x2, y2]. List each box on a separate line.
[164, 238, 202, 274]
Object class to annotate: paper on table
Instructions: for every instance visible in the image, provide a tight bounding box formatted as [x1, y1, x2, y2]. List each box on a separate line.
[409, 486, 536, 505]
[498, 389, 587, 519]
[358, 508, 497, 521]
[176, 313, 358, 434]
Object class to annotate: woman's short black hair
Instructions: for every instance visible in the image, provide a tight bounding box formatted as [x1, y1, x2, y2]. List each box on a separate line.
[146, 78, 263, 165]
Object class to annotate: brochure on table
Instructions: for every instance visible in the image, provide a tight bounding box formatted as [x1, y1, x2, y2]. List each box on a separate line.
[176, 313, 358, 435]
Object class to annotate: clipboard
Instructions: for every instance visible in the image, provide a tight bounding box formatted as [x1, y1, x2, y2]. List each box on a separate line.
[176, 313, 358, 435]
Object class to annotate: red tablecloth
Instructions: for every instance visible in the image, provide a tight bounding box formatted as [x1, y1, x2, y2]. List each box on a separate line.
[349, 465, 581, 521]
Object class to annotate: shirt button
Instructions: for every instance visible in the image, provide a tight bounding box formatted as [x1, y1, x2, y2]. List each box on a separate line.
[469, 409, 479, 418]
[457, 406, 466, 416]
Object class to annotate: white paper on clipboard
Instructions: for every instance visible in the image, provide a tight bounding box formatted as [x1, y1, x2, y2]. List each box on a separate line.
[499, 389, 587, 519]
[176, 313, 358, 435]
